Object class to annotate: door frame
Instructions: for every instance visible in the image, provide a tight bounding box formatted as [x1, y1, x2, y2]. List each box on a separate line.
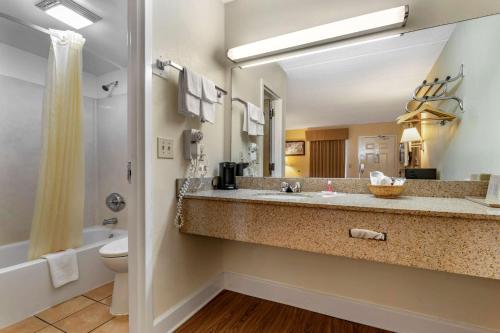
[128, 0, 153, 331]
[259, 80, 283, 177]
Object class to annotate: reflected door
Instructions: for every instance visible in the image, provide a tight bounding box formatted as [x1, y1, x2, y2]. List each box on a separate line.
[358, 135, 398, 177]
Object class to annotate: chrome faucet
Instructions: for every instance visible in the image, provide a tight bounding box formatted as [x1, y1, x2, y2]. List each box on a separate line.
[280, 181, 302, 193]
[102, 218, 118, 226]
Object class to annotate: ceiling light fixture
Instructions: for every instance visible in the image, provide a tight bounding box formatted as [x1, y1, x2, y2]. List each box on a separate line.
[228, 5, 409, 63]
[36, 0, 101, 30]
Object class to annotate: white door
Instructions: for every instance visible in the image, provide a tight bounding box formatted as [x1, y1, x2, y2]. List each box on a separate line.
[358, 135, 398, 177]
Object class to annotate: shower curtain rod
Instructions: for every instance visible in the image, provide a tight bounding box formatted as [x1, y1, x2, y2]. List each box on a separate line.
[0, 12, 50, 35]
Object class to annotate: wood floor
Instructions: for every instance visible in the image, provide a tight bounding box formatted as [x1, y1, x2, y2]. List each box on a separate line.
[175, 290, 392, 333]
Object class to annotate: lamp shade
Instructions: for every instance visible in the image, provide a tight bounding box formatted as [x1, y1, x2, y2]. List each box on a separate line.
[401, 127, 422, 143]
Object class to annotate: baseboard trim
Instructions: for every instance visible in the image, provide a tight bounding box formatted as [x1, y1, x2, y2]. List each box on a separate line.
[154, 272, 497, 333]
[153, 273, 224, 333]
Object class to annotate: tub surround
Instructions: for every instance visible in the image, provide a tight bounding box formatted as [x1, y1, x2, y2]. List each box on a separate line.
[179, 184, 499, 280]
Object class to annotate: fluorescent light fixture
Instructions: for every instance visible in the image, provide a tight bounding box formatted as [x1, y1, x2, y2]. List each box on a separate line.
[36, 0, 101, 30]
[228, 5, 409, 62]
[401, 127, 422, 143]
[240, 34, 401, 69]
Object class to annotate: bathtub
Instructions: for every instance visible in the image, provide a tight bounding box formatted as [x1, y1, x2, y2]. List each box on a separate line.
[0, 226, 127, 328]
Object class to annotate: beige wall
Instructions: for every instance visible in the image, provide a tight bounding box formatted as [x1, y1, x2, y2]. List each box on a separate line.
[151, 0, 226, 317]
[223, 2, 500, 330]
[285, 129, 310, 177]
[421, 15, 500, 180]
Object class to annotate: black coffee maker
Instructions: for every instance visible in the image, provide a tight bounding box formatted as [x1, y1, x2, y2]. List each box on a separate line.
[217, 162, 237, 190]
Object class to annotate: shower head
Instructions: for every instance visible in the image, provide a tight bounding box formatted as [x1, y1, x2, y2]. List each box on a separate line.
[102, 81, 119, 92]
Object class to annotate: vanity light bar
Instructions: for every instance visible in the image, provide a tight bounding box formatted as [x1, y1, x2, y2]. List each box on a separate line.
[239, 34, 402, 69]
[227, 5, 409, 62]
[36, 0, 101, 29]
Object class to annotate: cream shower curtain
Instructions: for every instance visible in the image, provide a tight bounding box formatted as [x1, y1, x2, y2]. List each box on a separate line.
[29, 30, 86, 260]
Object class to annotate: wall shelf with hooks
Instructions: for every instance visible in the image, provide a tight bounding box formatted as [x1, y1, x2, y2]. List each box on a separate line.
[405, 64, 464, 114]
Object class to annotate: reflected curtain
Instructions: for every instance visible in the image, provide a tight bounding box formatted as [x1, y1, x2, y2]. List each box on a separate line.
[310, 140, 345, 178]
[29, 30, 86, 259]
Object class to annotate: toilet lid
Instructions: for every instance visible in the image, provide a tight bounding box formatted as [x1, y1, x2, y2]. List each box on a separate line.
[99, 237, 128, 258]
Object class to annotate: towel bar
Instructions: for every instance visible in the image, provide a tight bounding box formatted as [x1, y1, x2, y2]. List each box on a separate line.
[154, 58, 228, 96]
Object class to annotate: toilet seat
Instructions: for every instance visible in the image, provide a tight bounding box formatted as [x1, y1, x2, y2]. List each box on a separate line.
[99, 237, 128, 258]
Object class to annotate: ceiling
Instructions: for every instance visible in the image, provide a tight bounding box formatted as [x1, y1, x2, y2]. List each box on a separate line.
[281, 24, 456, 129]
[0, 0, 127, 76]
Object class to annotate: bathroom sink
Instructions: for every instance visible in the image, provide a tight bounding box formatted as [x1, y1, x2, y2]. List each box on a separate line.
[254, 193, 311, 200]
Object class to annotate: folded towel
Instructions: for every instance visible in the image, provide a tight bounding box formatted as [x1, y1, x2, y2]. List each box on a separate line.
[257, 124, 264, 136]
[201, 77, 218, 103]
[201, 101, 216, 124]
[178, 68, 202, 117]
[349, 229, 386, 241]
[256, 108, 265, 125]
[200, 77, 217, 124]
[41, 249, 79, 288]
[255, 108, 265, 136]
[245, 103, 262, 136]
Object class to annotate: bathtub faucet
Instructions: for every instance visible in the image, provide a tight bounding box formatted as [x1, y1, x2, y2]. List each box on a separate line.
[103, 218, 118, 226]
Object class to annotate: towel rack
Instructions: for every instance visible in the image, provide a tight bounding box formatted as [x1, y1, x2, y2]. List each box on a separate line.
[232, 97, 247, 105]
[154, 58, 228, 96]
[406, 64, 464, 113]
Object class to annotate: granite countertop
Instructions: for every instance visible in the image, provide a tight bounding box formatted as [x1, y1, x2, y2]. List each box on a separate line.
[185, 189, 500, 221]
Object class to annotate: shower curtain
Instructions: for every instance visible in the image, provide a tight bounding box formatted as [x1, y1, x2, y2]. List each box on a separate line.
[29, 30, 86, 260]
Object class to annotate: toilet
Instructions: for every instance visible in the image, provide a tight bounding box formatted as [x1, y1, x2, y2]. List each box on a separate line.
[99, 237, 128, 315]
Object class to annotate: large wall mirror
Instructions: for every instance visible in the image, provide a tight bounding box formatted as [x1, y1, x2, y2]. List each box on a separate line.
[230, 14, 500, 181]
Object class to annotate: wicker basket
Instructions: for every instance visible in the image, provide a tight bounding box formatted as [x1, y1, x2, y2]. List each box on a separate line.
[367, 184, 405, 198]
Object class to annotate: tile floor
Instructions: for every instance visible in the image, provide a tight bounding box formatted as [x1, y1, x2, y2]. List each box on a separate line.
[0, 282, 128, 333]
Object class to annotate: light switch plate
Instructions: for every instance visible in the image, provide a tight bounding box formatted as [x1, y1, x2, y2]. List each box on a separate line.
[157, 137, 174, 159]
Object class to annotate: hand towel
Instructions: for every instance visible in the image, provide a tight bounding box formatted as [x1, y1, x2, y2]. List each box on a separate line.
[256, 108, 265, 136]
[201, 101, 216, 124]
[41, 249, 79, 288]
[201, 77, 217, 124]
[349, 229, 386, 241]
[249, 103, 264, 136]
[246, 103, 261, 136]
[201, 77, 218, 103]
[178, 67, 202, 117]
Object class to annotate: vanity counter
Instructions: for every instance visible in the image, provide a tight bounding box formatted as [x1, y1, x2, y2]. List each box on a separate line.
[185, 189, 500, 221]
[181, 189, 500, 279]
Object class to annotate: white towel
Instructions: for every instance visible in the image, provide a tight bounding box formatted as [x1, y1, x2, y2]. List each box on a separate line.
[201, 101, 216, 124]
[349, 229, 386, 241]
[244, 103, 261, 136]
[178, 68, 202, 117]
[41, 249, 79, 288]
[201, 77, 218, 103]
[201, 77, 217, 124]
[256, 108, 265, 136]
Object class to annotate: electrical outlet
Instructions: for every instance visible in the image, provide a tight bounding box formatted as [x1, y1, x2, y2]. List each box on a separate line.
[157, 137, 174, 159]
